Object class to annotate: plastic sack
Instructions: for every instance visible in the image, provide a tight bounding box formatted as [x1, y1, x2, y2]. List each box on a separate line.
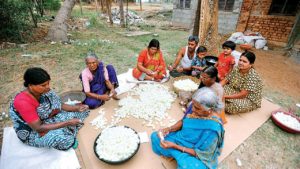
[255, 39, 267, 49]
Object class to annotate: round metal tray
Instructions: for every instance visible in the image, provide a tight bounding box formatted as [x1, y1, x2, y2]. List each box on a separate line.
[93, 126, 140, 164]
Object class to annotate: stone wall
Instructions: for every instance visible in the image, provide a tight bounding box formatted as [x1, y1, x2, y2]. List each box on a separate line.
[236, 0, 296, 43]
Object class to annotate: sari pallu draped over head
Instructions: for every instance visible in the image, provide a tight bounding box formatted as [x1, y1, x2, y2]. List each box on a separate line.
[9, 90, 89, 150]
[133, 49, 167, 80]
[151, 117, 224, 169]
[82, 62, 119, 108]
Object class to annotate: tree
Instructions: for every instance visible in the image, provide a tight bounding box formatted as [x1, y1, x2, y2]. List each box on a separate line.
[46, 0, 76, 42]
[196, 0, 219, 55]
[106, 0, 113, 25]
[119, 0, 125, 27]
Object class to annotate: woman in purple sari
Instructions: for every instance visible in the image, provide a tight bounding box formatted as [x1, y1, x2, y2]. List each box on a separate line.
[80, 53, 119, 109]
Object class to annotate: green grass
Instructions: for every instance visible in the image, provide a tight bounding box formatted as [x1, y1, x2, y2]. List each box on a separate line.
[1, 6, 299, 168]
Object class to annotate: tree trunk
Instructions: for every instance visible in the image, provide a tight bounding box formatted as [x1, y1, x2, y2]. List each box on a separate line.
[139, 0, 142, 11]
[197, 0, 219, 55]
[192, 0, 201, 36]
[46, 0, 76, 42]
[95, 0, 99, 14]
[79, 0, 83, 15]
[100, 0, 105, 12]
[119, 0, 125, 27]
[106, 0, 113, 25]
[29, 6, 38, 28]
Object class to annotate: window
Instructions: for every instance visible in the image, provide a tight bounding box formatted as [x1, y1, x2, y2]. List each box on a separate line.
[177, 0, 191, 9]
[219, 0, 235, 11]
[268, 0, 299, 16]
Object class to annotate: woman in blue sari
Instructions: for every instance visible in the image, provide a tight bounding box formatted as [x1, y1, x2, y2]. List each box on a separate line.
[80, 53, 119, 109]
[9, 68, 89, 150]
[151, 87, 224, 169]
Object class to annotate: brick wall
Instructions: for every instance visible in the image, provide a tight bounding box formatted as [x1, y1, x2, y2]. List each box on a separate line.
[246, 16, 295, 42]
[236, 0, 296, 43]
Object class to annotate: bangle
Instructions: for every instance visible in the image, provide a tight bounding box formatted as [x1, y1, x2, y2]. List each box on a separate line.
[182, 147, 185, 153]
[168, 127, 172, 132]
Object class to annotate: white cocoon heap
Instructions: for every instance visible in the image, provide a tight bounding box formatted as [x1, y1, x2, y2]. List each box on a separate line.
[95, 126, 140, 161]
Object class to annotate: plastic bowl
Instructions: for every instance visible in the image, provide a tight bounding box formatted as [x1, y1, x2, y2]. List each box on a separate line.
[93, 126, 140, 164]
[271, 110, 300, 134]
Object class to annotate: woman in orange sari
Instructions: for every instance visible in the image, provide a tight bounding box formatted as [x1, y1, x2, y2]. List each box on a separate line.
[133, 39, 167, 81]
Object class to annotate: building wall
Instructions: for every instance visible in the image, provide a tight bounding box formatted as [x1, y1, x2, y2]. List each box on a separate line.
[172, 0, 198, 28]
[236, 0, 296, 43]
[218, 0, 243, 34]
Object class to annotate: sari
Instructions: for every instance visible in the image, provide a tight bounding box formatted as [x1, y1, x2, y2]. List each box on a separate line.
[9, 90, 89, 150]
[82, 62, 119, 109]
[132, 49, 166, 80]
[151, 117, 224, 169]
[224, 67, 262, 114]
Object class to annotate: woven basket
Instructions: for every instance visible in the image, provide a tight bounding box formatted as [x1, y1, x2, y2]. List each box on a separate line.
[60, 90, 86, 103]
[172, 76, 200, 94]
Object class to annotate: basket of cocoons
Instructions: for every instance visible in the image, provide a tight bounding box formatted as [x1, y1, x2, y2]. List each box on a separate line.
[93, 126, 140, 164]
[271, 110, 300, 134]
[172, 76, 200, 94]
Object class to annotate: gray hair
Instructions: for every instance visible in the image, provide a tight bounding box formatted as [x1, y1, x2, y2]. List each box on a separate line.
[192, 87, 224, 112]
[85, 52, 99, 61]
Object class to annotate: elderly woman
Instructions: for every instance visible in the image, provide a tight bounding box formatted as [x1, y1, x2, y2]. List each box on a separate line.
[221, 51, 263, 114]
[9, 67, 89, 150]
[132, 39, 167, 81]
[151, 87, 224, 169]
[80, 52, 119, 109]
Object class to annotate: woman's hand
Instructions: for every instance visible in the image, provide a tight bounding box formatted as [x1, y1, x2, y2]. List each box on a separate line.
[100, 94, 111, 101]
[145, 69, 153, 76]
[160, 140, 177, 149]
[67, 118, 83, 126]
[77, 104, 89, 112]
[159, 127, 171, 136]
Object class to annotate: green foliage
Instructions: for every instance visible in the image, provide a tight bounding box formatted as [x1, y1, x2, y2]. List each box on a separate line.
[43, 0, 61, 11]
[0, 0, 31, 42]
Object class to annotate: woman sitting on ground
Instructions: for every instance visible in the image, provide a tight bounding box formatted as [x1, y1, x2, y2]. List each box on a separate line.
[151, 87, 224, 169]
[132, 39, 167, 81]
[80, 52, 119, 109]
[221, 51, 263, 114]
[9, 67, 89, 150]
[183, 66, 227, 123]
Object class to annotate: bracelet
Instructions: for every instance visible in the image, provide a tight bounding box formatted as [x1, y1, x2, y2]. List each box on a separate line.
[182, 147, 185, 153]
[168, 127, 172, 132]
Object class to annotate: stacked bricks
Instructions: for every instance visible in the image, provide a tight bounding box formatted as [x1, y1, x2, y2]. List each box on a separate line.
[236, 0, 296, 43]
[246, 15, 295, 42]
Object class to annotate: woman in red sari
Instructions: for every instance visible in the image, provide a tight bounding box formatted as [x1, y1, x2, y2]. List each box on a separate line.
[133, 39, 167, 81]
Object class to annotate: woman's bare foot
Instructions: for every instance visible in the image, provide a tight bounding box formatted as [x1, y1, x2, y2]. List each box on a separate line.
[160, 155, 174, 161]
[112, 95, 120, 100]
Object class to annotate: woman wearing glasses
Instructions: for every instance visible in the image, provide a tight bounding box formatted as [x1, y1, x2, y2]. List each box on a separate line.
[9, 67, 89, 150]
[132, 39, 167, 81]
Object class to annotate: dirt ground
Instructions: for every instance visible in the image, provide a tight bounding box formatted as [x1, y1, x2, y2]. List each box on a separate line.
[0, 2, 299, 169]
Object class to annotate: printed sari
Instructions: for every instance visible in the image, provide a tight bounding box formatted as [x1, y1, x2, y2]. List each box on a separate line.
[132, 49, 166, 80]
[151, 117, 224, 169]
[9, 90, 89, 150]
[82, 62, 119, 109]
